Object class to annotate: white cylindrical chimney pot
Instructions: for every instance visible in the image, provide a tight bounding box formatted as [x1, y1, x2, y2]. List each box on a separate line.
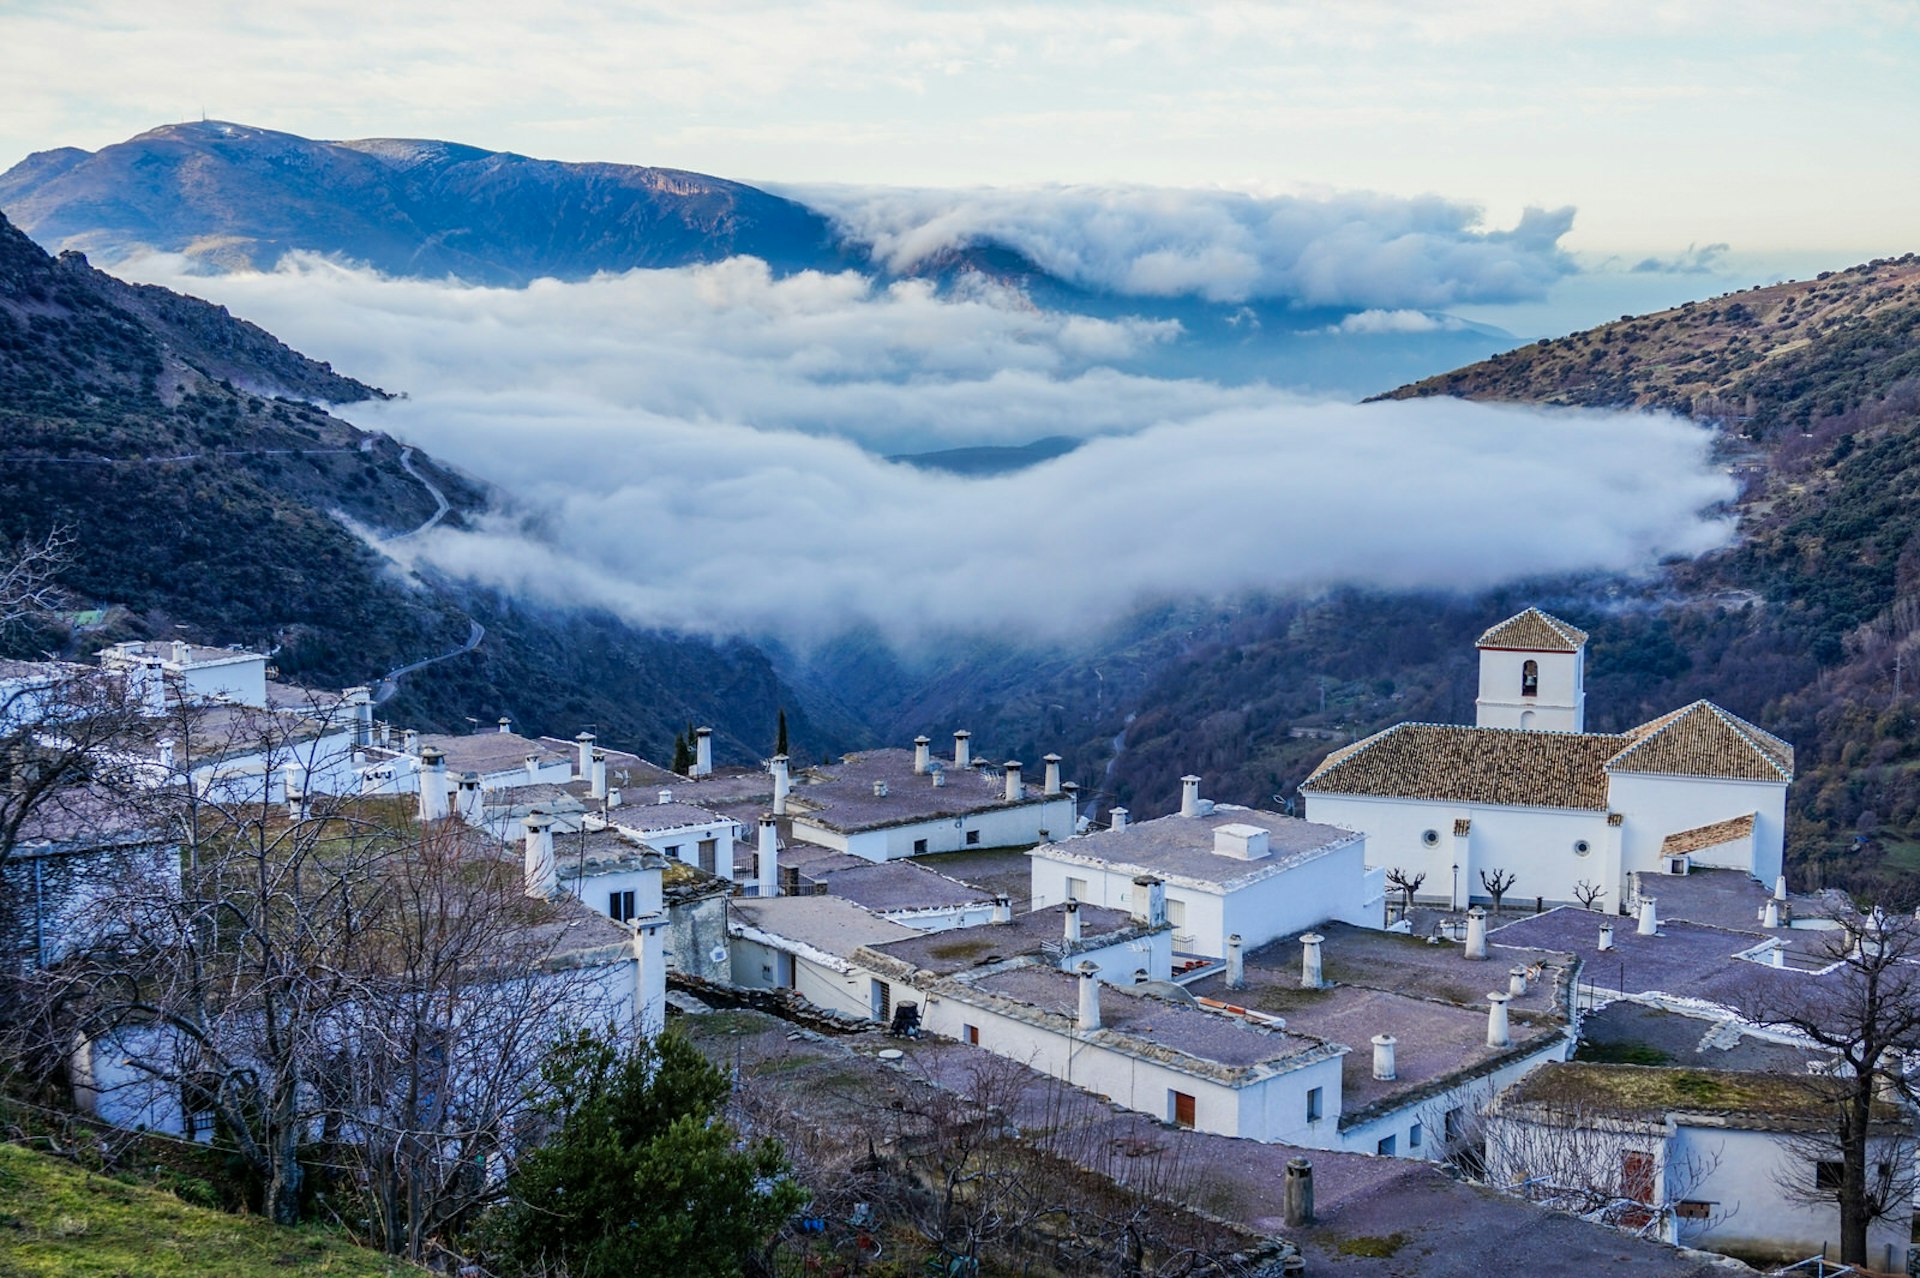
[1300, 932, 1325, 989]
[1487, 992, 1512, 1047]
[757, 814, 779, 898]
[498, 716, 512, 734]
[157, 737, 176, 772]
[591, 749, 608, 800]
[1764, 898, 1781, 929]
[457, 773, 482, 823]
[1180, 774, 1202, 818]
[657, 788, 673, 806]
[1775, 874, 1789, 902]
[524, 813, 557, 899]
[1372, 1033, 1398, 1081]
[1043, 753, 1062, 796]
[287, 789, 308, 821]
[1638, 896, 1659, 936]
[1509, 965, 1529, 997]
[1772, 943, 1787, 968]
[575, 731, 596, 777]
[418, 748, 449, 822]
[1598, 922, 1614, 951]
[953, 730, 971, 770]
[1464, 907, 1488, 960]
[1226, 933, 1246, 990]
[993, 895, 1013, 924]
[1064, 900, 1082, 943]
[141, 660, 167, 716]
[694, 727, 713, 778]
[403, 728, 419, 756]
[1003, 761, 1023, 802]
[914, 736, 931, 774]
[1077, 961, 1101, 1031]
[771, 755, 790, 815]
[1110, 807, 1129, 831]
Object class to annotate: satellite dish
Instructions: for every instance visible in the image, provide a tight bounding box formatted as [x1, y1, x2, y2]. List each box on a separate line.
[709, 945, 728, 965]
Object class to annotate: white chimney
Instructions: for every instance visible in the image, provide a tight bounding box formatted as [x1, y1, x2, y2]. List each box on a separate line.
[914, 736, 931, 774]
[1764, 898, 1781, 929]
[1212, 823, 1271, 860]
[346, 687, 372, 746]
[1598, 922, 1614, 951]
[157, 737, 176, 772]
[524, 753, 540, 782]
[1300, 933, 1325, 989]
[1775, 874, 1789, 902]
[418, 748, 449, 822]
[457, 772, 482, 823]
[1077, 961, 1101, 1031]
[657, 788, 673, 806]
[497, 716, 512, 735]
[953, 730, 971, 770]
[590, 749, 608, 800]
[1771, 943, 1787, 968]
[170, 639, 190, 664]
[756, 814, 779, 898]
[140, 659, 167, 716]
[1372, 1034, 1397, 1081]
[1043, 753, 1062, 796]
[1064, 900, 1082, 943]
[693, 727, 713, 778]
[575, 731, 596, 777]
[1180, 774, 1202, 817]
[378, 722, 392, 748]
[872, 779, 888, 798]
[1110, 807, 1129, 831]
[1003, 761, 1023, 802]
[771, 755, 790, 815]
[1132, 875, 1166, 928]
[1226, 933, 1246, 989]
[402, 728, 419, 756]
[286, 789, 308, 821]
[523, 813, 557, 898]
[1638, 896, 1659, 936]
[993, 895, 1013, 924]
[931, 766, 946, 789]
[1464, 907, 1488, 959]
[1487, 992, 1512, 1048]
[1509, 965, 1529, 997]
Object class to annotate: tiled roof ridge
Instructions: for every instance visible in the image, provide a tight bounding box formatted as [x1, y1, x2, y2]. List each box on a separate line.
[1660, 812, 1757, 856]
[1605, 700, 1794, 782]
[1303, 720, 1632, 788]
[1476, 607, 1588, 652]
[1301, 720, 1412, 786]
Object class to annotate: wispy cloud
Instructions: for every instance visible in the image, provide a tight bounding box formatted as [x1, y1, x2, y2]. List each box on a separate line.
[1631, 242, 1733, 274]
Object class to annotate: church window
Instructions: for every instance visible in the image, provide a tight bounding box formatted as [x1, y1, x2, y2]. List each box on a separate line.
[1421, 829, 1440, 847]
[1573, 839, 1592, 858]
[1521, 660, 1539, 697]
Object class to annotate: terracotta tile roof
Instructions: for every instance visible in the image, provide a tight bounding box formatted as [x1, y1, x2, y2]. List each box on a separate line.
[1476, 607, 1588, 652]
[1301, 723, 1624, 810]
[1660, 813, 1756, 856]
[1607, 701, 1794, 782]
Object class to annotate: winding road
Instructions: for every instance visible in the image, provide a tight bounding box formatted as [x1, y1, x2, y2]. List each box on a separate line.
[372, 446, 485, 704]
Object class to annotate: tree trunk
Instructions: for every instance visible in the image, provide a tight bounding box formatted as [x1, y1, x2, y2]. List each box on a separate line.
[267, 1135, 304, 1226]
[1840, 1094, 1871, 1265]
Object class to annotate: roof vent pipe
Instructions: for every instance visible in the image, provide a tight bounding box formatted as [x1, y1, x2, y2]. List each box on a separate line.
[591, 749, 608, 800]
[523, 813, 556, 899]
[1764, 898, 1781, 929]
[1775, 874, 1789, 902]
[1063, 900, 1081, 943]
[1180, 775, 1202, 817]
[757, 814, 779, 898]
[1284, 1158, 1314, 1227]
[1509, 965, 1529, 997]
[498, 716, 512, 735]
[1003, 761, 1023, 802]
[1372, 1034, 1398, 1081]
[953, 730, 971, 770]
[914, 736, 931, 774]
[1076, 961, 1101, 1031]
[1464, 907, 1488, 960]
[402, 728, 418, 756]
[1110, 807, 1129, 831]
[1598, 922, 1614, 951]
[770, 755, 790, 815]
[1043, 753, 1062, 796]
[1487, 992, 1512, 1047]
[993, 895, 1013, 924]
[1638, 896, 1659, 936]
[575, 731, 596, 777]
[1226, 933, 1246, 990]
[525, 753, 541, 782]
[1300, 932, 1325, 989]
[418, 748, 449, 822]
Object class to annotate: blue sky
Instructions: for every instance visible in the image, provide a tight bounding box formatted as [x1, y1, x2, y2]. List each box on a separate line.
[1, 1, 1912, 333]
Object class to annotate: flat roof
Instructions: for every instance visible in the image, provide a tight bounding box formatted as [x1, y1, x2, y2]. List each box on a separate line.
[807, 860, 996, 914]
[729, 895, 920, 962]
[865, 902, 1141, 976]
[1489, 907, 1823, 1004]
[1032, 805, 1359, 890]
[549, 826, 663, 878]
[790, 748, 1061, 834]
[612, 801, 732, 835]
[1503, 1062, 1901, 1129]
[408, 730, 571, 777]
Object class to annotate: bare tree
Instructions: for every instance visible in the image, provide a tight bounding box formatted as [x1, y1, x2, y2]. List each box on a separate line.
[1480, 868, 1517, 915]
[0, 528, 71, 641]
[1573, 880, 1607, 912]
[1724, 910, 1920, 1263]
[0, 666, 147, 873]
[1385, 868, 1426, 920]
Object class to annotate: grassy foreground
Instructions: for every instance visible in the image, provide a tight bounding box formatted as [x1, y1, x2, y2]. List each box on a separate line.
[0, 1143, 419, 1277]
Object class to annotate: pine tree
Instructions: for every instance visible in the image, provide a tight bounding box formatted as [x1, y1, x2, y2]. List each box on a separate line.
[775, 708, 789, 758]
[670, 732, 691, 775]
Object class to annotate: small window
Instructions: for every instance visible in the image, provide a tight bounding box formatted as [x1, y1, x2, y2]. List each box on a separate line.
[1409, 1122, 1423, 1149]
[608, 890, 637, 923]
[1674, 1200, 1712, 1220]
[1443, 1106, 1463, 1141]
[1421, 828, 1440, 846]
[1306, 1087, 1323, 1123]
[1521, 659, 1539, 697]
[1376, 1134, 1396, 1157]
[963, 1024, 979, 1046]
[913, 838, 929, 854]
[966, 829, 981, 846]
[1573, 839, 1592, 858]
[1165, 898, 1188, 928]
[666, 844, 683, 859]
[1622, 1150, 1655, 1204]
[1065, 876, 1088, 901]
[1170, 1090, 1196, 1129]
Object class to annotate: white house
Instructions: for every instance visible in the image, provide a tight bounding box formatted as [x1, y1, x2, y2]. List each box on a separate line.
[1302, 608, 1792, 910]
[1485, 1062, 1914, 1268]
[100, 639, 270, 709]
[785, 733, 1077, 862]
[1029, 777, 1381, 958]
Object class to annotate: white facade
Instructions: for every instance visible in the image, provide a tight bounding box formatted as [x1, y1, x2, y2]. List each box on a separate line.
[1609, 772, 1786, 891]
[1476, 644, 1584, 732]
[102, 641, 269, 709]
[793, 794, 1078, 863]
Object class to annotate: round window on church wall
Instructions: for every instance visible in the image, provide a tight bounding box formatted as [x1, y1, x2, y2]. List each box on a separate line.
[1422, 829, 1440, 846]
[1573, 839, 1592, 857]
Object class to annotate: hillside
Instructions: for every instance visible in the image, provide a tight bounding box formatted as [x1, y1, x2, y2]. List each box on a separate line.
[0, 1142, 418, 1276]
[1099, 254, 1920, 902]
[0, 121, 842, 285]
[0, 207, 863, 764]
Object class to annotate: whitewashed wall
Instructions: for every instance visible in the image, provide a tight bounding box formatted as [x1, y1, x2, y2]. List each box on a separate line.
[796, 795, 1077, 862]
[1608, 773, 1786, 888]
[1475, 646, 1584, 731]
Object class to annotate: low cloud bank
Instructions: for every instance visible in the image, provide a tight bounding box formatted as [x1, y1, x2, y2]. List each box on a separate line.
[129, 255, 1734, 646]
[789, 183, 1578, 309]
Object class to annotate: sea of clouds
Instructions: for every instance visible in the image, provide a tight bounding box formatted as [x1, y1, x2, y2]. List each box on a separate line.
[124, 199, 1734, 647]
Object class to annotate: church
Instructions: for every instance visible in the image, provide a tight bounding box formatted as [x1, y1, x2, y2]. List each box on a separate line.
[1300, 608, 1792, 912]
